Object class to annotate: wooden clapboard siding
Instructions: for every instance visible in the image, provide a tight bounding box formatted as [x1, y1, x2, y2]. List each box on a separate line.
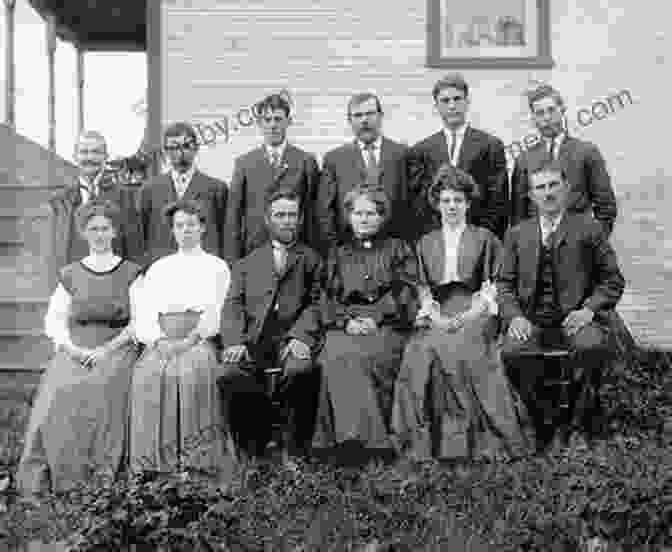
[161, 0, 670, 346]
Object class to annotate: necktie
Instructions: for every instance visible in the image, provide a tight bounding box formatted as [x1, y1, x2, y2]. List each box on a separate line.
[541, 217, 555, 247]
[364, 143, 377, 170]
[270, 150, 281, 168]
[449, 129, 458, 164]
[548, 139, 557, 161]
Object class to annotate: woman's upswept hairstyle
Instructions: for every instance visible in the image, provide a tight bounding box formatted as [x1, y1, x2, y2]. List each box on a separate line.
[427, 163, 477, 211]
[75, 199, 122, 236]
[162, 198, 207, 226]
[343, 187, 392, 228]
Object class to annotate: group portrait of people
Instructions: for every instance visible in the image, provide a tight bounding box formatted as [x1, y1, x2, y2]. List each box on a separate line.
[16, 72, 625, 496]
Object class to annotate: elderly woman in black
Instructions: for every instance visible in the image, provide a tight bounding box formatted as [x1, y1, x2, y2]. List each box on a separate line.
[314, 188, 419, 449]
[392, 164, 527, 463]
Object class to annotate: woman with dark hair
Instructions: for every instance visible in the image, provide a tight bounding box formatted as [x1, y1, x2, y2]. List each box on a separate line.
[392, 164, 527, 463]
[314, 188, 419, 449]
[17, 200, 143, 494]
[129, 199, 232, 476]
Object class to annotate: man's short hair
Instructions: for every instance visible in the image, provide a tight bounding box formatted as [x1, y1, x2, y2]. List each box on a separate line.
[432, 73, 469, 101]
[162, 198, 207, 226]
[527, 84, 565, 111]
[347, 92, 383, 118]
[254, 93, 292, 118]
[163, 122, 199, 146]
[75, 199, 121, 236]
[265, 188, 301, 212]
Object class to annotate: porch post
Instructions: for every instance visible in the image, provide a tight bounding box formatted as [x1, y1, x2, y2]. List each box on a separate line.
[3, 0, 16, 128]
[46, 13, 57, 151]
[75, 45, 85, 134]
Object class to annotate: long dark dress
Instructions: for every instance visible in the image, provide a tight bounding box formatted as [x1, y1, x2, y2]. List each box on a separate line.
[313, 236, 419, 448]
[391, 227, 528, 461]
[17, 259, 142, 493]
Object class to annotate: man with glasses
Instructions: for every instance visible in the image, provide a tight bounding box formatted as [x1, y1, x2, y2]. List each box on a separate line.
[224, 93, 320, 263]
[48, 130, 144, 286]
[510, 85, 617, 236]
[407, 74, 508, 241]
[139, 122, 228, 265]
[316, 92, 410, 253]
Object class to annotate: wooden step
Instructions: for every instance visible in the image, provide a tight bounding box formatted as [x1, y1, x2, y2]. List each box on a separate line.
[0, 187, 57, 211]
[0, 331, 53, 369]
[0, 272, 51, 299]
[0, 300, 48, 333]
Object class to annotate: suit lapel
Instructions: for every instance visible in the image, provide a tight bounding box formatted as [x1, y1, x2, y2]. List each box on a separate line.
[523, 220, 541, 293]
[280, 244, 302, 281]
[350, 141, 368, 182]
[253, 146, 275, 187]
[456, 126, 474, 170]
[456, 225, 479, 281]
[424, 231, 445, 284]
[429, 131, 452, 168]
[183, 170, 202, 200]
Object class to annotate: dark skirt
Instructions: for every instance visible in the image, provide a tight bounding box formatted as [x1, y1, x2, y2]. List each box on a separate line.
[314, 327, 408, 448]
[392, 312, 528, 461]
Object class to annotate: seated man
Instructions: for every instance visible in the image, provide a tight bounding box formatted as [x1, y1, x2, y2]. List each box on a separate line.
[218, 189, 324, 465]
[497, 160, 625, 452]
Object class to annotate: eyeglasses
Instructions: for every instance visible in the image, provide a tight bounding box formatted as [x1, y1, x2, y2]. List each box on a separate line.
[533, 106, 562, 118]
[164, 141, 197, 153]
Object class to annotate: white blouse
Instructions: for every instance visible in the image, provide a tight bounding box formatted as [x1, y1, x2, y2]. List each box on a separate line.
[133, 247, 231, 345]
[441, 222, 466, 284]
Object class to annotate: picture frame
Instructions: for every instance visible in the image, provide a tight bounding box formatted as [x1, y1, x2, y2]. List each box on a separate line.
[426, 0, 554, 69]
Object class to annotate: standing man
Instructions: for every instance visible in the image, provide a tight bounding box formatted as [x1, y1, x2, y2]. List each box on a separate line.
[510, 84, 617, 236]
[48, 130, 143, 286]
[316, 92, 410, 252]
[498, 161, 625, 452]
[407, 74, 508, 241]
[139, 122, 228, 265]
[218, 189, 323, 466]
[224, 93, 320, 263]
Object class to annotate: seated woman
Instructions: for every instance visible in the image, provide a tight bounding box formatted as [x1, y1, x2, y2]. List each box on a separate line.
[392, 164, 528, 462]
[129, 199, 231, 475]
[17, 200, 143, 494]
[314, 188, 419, 449]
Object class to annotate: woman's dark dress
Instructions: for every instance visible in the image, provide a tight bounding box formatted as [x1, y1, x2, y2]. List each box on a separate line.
[17, 259, 142, 493]
[314, 236, 419, 447]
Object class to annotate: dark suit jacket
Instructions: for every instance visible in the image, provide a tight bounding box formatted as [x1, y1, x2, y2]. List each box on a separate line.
[496, 212, 625, 327]
[510, 136, 617, 236]
[316, 137, 410, 251]
[407, 127, 508, 241]
[416, 225, 501, 293]
[224, 144, 320, 263]
[220, 241, 324, 351]
[139, 169, 227, 266]
[47, 177, 144, 289]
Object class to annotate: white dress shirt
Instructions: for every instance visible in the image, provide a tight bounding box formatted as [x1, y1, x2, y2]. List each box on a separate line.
[170, 165, 196, 198]
[358, 136, 382, 166]
[441, 222, 467, 283]
[133, 246, 231, 345]
[265, 141, 288, 166]
[443, 124, 469, 166]
[545, 132, 566, 160]
[539, 211, 564, 245]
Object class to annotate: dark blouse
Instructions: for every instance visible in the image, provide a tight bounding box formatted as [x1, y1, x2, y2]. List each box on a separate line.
[323, 236, 419, 329]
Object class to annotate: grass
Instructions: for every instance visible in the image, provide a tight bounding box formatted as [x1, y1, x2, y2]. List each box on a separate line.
[0, 346, 670, 551]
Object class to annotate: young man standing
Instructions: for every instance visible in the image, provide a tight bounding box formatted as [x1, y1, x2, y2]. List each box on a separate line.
[510, 84, 617, 236]
[407, 74, 508, 241]
[139, 122, 228, 265]
[224, 93, 320, 263]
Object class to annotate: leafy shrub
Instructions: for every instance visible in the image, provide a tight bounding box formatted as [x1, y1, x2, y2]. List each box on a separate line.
[1, 347, 670, 551]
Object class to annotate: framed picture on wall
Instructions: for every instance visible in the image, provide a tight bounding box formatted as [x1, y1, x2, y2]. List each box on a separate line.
[426, 0, 554, 69]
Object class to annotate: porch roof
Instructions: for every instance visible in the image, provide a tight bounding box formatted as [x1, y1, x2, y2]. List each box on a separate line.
[27, 0, 146, 51]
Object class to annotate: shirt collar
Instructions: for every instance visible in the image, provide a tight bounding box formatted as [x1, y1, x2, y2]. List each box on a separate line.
[358, 136, 383, 152]
[171, 165, 196, 185]
[545, 132, 566, 148]
[539, 211, 564, 231]
[443, 122, 469, 139]
[177, 243, 204, 257]
[79, 172, 103, 192]
[272, 239, 295, 250]
[265, 141, 288, 158]
[443, 221, 467, 236]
